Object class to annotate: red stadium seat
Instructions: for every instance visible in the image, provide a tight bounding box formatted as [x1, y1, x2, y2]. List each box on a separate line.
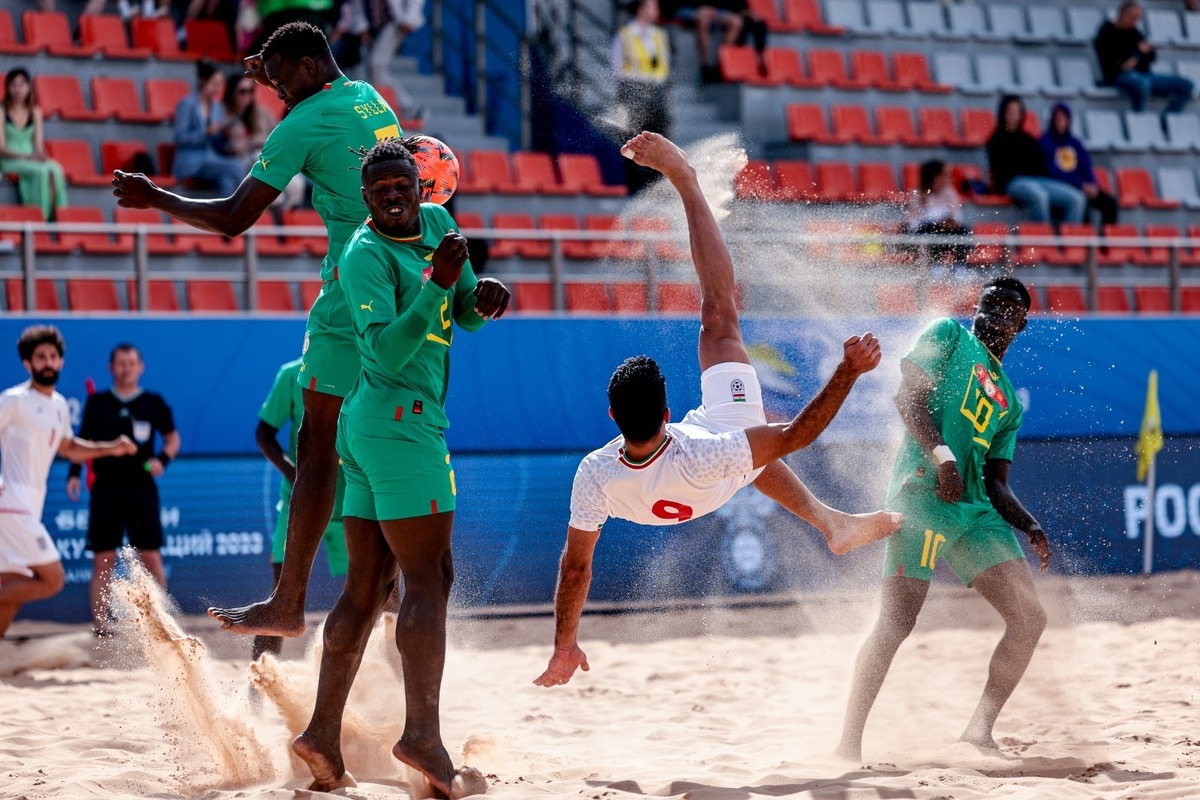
[540, 213, 592, 259]
[749, 0, 801, 31]
[1093, 166, 1115, 196]
[132, 17, 194, 61]
[6, 279, 59, 311]
[511, 152, 571, 195]
[806, 50, 855, 89]
[1097, 285, 1131, 313]
[1184, 225, 1200, 266]
[850, 51, 899, 91]
[874, 106, 920, 146]
[491, 213, 550, 259]
[34, 75, 104, 121]
[929, 284, 978, 316]
[858, 163, 899, 202]
[44, 140, 110, 187]
[257, 281, 296, 312]
[959, 109, 997, 148]
[56, 206, 130, 254]
[735, 160, 778, 200]
[582, 214, 640, 260]
[762, 47, 809, 87]
[101, 141, 176, 187]
[566, 282, 611, 312]
[79, 14, 151, 58]
[91, 77, 158, 123]
[814, 162, 856, 202]
[1099, 223, 1149, 266]
[299, 280, 322, 310]
[967, 223, 1011, 267]
[173, 221, 245, 256]
[1044, 285, 1087, 314]
[890, 52, 953, 93]
[630, 216, 689, 260]
[1181, 287, 1200, 312]
[915, 108, 961, 147]
[612, 282, 649, 312]
[774, 160, 817, 201]
[1047, 222, 1092, 266]
[718, 45, 777, 85]
[1115, 168, 1179, 209]
[1014, 222, 1056, 267]
[512, 281, 554, 313]
[452, 210, 483, 232]
[283, 209, 327, 257]
[22, 11, 98, 57]
[252, 217, 305, 257]
[557, 153, 626, 197]
[1134, 286, 1172, 313]
[184, 19, 234, 60]
[0, 10, 37, 54]
[782, 0, 845, 34]
[465, 150, 517, 194]
[126, 280, 181, 312]
[901, 162, 921, 192]
[67, 279, 121, 311]
[876, 284, 918, 314]
[830, 104, 874, 144]
[786, 103, 836, 143]
[145, 78, 191, 122]
[657, 282, 700, 313]
[0, 204, 68, 253]
[186, 281, 239, 311]
[114, 208, 190, 256]
[1141, 225, 1179, 266]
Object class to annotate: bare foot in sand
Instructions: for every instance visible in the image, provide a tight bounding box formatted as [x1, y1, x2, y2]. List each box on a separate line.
[207, 597, 306, 638]
[292, 731, 354, 791]
[622, 131, 693, 184]
[959, 729, 1002, 752]
[394, 735, 458, 798]
[832, 740, 862, 763]
[824, 510, 902, 555]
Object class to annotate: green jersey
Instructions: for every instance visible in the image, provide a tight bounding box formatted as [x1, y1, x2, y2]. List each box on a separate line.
[249, 77, 401, 281]
[258, 358, 305, 485]
[338, 204, 487, 429]
[887, 318, 1024, 508]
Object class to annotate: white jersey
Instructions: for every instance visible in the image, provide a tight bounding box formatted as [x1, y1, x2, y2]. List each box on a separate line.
[0, 383, 73, 519]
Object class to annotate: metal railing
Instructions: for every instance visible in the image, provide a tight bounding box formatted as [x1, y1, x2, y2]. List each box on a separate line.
[1, 221, 1197, 314]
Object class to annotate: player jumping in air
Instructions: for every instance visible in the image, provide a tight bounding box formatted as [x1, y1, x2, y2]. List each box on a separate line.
[534, 132, 901, 688]
[113, 22, 403, 638]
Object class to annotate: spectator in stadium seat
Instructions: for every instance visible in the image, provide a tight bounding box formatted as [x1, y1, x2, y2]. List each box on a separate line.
[173, 59, 248, 196]
[986, 95, 1085, 229]
[218, 73, 278, 171]
[81, 0, 170, 21]
[667, 1, 742, 84]
[0, 68, 67, 221]
[1039, 102, 1118, 233]
[1095, 2, 1194, 116]
[613, 0, 672, 192]
[903, 159, 971, 266]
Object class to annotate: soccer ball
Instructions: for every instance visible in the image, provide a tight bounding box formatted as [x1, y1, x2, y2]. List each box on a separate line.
[410, 135, 459, 205]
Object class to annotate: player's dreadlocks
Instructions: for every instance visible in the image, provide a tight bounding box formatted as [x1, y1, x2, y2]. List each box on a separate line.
[351, 137, 420, 174]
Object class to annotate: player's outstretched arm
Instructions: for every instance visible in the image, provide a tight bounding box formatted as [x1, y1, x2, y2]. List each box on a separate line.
[744, 333, 880, 468]
[112, 171, 281, 238]
[983, 459, 1051, 573]
[534, 526, 600, 687]
[895, 359, 965, 504]
[58, 434, 137, 463]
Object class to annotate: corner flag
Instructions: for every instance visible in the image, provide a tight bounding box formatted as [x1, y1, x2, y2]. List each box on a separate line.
[1135, 369, 1162, 482]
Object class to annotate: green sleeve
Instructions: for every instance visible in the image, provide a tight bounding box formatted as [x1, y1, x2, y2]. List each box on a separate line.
[258, 364, 293, 428]
[987, 401, 1024, 462]
[248, 115, 309, 192]
[902, 318, 959, 382]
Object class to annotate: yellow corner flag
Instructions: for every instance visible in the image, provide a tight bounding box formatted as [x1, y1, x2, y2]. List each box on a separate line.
[1135, 369, 1163, 482]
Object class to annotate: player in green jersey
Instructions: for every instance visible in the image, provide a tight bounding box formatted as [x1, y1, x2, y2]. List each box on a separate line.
[289, 139, 506, 798]
[251, 357, 349, 663]
[113, 22, 403, 639]
[836, 277, 1052, 761]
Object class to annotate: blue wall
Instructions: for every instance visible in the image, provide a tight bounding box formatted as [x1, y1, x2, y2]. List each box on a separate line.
[2, 315, 1198, 622]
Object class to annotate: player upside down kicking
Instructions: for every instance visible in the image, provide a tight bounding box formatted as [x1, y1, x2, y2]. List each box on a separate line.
[534, 132, 902, 687]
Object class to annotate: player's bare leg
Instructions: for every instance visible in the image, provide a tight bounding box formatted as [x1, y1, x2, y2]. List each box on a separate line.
[836, 575, 929, 761]
[380, 512, 486, 799]
[0, 563, 64, 637]
[752, 461, 900, 554]
[959, 559, 1046, 751]
[251, 563, 285, 660]
[292, 516, 396, 791]
[137, 549, 167, 587]
[89, 550, 118, 633]
[208, 389, 343, 637]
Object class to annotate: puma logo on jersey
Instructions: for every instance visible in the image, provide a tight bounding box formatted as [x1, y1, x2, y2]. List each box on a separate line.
[360, 301, 374, 312]
[259, 158, 271, 170]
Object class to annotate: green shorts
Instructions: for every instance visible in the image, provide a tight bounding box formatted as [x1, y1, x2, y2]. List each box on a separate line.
[270, 467, 349, 576]
[298, 279, 360, 398]
[883, 488, 1025, 586]
[336, 413, 457, 521]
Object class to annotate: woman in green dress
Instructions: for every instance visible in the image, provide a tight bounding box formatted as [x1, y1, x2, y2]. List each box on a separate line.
[0, 68, 67, 220]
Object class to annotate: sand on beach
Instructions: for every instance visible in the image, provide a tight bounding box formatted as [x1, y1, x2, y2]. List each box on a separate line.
[3, 568, 1200, 800]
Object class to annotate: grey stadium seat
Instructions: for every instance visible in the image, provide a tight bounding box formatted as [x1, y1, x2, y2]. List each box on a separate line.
[947, 4, 998, 41]
[1083, 109, 1128, 150]
[907, 2, 947, 37]
[1177, 59, 1200, 87]
[987, 5, 1031, 42]
[1166, 113, 1200, 151]
[971, 53, 1020, 95]
[825, 0, 871, 33]
[1184, 13, 1200, 47]
[865, 0, 906, 35]
[1016, 55, 1068, 97]
[1122, 111, 1177, 152]
[1146, 10, 1192, 48]
[1058, 56, 1120, 99]
[1157, 166, 1200, 208]
[1066, 8, 1106, 43]
[934, 52, 978, 92]
[1023, 7, 1071, 45]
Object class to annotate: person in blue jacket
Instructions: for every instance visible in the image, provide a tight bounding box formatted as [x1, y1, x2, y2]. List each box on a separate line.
[1039, 102, 1118, 233]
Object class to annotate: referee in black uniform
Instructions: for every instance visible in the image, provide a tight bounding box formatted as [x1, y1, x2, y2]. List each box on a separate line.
[67, 343, 180, 634]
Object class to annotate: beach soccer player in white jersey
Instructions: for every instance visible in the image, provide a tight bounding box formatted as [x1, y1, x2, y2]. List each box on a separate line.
[535, 132, 902, 687]
[0, 325, 136, 638]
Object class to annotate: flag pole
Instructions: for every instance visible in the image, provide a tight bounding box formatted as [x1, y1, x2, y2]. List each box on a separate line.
[1142, 457, 1156, 576]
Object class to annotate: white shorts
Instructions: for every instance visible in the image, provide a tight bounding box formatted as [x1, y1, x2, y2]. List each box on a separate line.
[0, 512, 60, 576]
[682, 362, 767, 433]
